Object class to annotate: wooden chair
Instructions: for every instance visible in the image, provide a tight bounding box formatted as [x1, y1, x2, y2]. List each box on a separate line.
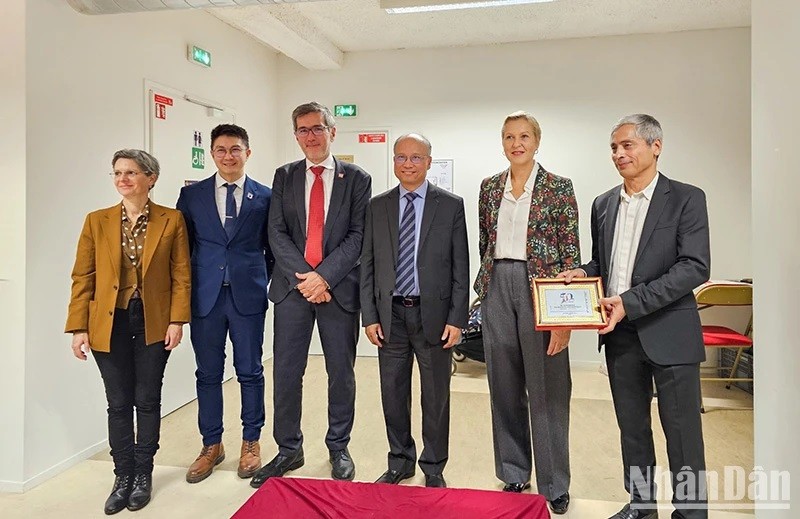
[695, 283, 753, 412]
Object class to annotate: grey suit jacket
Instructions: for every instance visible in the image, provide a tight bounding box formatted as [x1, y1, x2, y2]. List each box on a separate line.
[360, 183, 470, 345]
[268, 158, 372, 313]
[581, 173, 711, 365]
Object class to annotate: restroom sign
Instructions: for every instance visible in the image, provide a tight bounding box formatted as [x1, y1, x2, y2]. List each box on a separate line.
[192, 147, 205, 169]
[358, 133, 386, 143]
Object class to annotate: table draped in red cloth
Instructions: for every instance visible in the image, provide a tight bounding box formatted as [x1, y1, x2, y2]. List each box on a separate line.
[232, 477, 550, 519]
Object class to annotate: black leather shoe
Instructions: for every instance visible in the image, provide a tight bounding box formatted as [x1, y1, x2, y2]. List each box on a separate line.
[502, 482, 531, 493]
[375, 469, 415, 484]
[103, 475, 133, 515]
[608, 503, 659, 519]
[425, 474, 447, 488]
[549, 492, 569, 514]
[127, 473, 152, 511]
[250, 449, 305, 488]
[329, 449, 355, 481]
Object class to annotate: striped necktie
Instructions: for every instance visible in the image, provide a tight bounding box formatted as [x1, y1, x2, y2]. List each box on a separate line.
[395, 192, 419, 296]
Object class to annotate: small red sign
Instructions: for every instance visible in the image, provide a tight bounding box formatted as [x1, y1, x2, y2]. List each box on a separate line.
[154, 93, 174, 106]
[155, 103, 167, 120]
[358, 133, 387, 143]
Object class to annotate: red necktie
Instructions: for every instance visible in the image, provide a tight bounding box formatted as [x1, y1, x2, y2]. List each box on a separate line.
[305, 165, 325, 268]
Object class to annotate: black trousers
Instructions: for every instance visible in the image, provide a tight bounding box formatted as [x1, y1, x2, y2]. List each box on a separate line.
[605, 321, 707, 519]
[93, 299, 170, 476]
[379, 300, 452, 475]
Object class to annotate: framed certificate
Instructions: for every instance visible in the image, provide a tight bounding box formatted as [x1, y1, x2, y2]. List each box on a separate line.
[531, 277, 608, 330]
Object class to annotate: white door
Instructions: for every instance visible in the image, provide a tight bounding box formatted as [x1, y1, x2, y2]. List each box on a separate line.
[307, 129, 392, 358]
[145, 81, 237, 415]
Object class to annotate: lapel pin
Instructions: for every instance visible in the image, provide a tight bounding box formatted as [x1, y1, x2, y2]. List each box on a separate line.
[247, 192, 254, 199]
[338, 173, 344, 179]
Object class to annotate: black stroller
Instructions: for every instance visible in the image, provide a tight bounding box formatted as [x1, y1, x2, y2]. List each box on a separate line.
[452, 299, 485, 374]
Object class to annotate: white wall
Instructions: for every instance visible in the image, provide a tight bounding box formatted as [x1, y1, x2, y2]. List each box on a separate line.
[0, 0, 28, 492]
[752, 1, 800, 515]
[277, 28, 752, 365]
[20, 0, 279, 487]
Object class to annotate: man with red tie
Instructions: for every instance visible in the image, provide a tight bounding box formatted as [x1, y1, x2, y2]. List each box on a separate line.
[251, 102, 372, 487]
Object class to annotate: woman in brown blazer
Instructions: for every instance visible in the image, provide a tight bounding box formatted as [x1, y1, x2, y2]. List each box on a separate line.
[65, 149, 190, 515]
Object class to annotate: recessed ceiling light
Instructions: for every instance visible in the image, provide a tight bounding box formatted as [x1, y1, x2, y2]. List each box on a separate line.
[382, 0, 556, 14]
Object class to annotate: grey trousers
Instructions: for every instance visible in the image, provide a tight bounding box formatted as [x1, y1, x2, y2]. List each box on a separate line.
[482, 260, 571, 500]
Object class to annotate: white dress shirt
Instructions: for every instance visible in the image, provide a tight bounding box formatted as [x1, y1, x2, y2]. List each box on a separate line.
[215, 172, 246, 225]
[304, 155, 335, 227]
[607, 173, 660, 296]
[494, 163, 539, 261]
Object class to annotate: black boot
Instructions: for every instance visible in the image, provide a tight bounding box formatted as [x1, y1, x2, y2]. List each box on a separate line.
[127, 473, 152, 511]
[104, 475, 133, 515]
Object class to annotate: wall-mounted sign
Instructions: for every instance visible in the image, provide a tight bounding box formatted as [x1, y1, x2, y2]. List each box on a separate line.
[335, 104, 357, 117]
[358, 133, 386, 143]
[334, 154, 355, 163]
[429, 159, 454, 192]
[192, 147, 205, 169]
[188, 45, 212, 68]
[154, 93, 173, 120]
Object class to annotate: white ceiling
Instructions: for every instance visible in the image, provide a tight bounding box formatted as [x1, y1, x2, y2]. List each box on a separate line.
[66, 0, 751, 70]
[211, 0, 750, 69]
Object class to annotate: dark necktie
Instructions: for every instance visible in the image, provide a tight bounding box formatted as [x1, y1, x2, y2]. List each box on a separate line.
[305, 165, 325, 268]
[223, 183, 237, 285]
[224, 182, 237, 239]
[395, 192, 419, 296]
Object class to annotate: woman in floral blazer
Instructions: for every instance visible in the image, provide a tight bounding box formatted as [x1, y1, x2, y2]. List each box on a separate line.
[473, 111, 580, 515]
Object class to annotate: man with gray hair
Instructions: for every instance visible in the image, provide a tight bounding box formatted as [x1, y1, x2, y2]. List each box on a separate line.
[360, 133, 469, 488]
[251, 102, 371, 487]
[560, 114, 710, 518]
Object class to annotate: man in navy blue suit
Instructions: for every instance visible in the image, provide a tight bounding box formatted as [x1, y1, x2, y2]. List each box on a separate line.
[250, 102, 371, 487]
[177, 124, 274, 484]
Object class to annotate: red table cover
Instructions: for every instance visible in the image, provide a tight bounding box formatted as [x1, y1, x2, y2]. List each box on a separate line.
[232, 477, 550, 519]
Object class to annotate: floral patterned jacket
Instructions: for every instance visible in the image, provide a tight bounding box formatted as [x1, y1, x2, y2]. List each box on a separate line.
[473, 163, 581, 300]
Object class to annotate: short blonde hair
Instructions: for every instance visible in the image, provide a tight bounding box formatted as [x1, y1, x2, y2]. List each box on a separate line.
[502, 111, 542, 142]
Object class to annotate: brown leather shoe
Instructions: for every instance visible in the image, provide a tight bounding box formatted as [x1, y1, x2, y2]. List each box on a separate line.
[186, 443, 225, 484]
[237, 440, 262, 479]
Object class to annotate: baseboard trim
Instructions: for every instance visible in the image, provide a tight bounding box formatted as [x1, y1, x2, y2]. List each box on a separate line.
[2, 440, 109, 493]
[0, 479, 24, 493]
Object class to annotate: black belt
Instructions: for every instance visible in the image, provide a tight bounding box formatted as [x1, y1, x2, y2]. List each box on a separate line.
[392, 296, 420, 308]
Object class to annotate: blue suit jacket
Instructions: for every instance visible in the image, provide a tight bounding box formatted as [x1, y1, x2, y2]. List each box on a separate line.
[177, 174, 274, 318]
[268, 159, 371, 313]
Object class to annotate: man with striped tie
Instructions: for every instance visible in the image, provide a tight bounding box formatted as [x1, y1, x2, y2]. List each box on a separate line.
[251, 102, 372, 487]
[360, 134, 470, 488]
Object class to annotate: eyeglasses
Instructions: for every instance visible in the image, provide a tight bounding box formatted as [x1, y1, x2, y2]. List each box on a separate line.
[294, 125, 329, 138]
[212, 147, 246, 158]
[393, 155, 428, 165]
[110, 170, 147, 179]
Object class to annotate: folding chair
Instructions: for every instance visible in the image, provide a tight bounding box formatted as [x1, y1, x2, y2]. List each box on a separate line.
[695, 283, 753, 412]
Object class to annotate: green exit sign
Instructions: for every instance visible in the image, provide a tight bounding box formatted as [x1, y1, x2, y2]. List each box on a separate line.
[334, 104, 357, 117]
[188, 45, 211, 68]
